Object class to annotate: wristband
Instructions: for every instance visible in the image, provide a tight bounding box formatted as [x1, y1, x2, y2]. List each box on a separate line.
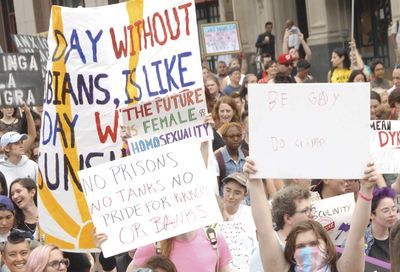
[358, 191, 372, 201]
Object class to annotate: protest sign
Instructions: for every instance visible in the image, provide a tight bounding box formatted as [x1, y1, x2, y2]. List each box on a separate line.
[38, 0, 204, 251]
[312, 193, 355, 246]
[121, 88, 212, 154]
[12, 34, 49, 79]
[248, 83, 370, 179]
[216, 222, 256, 272]
[370, 120, 400, 174]
[0, 52, 43, 106]
[78, 142, 222, 257]
[200, 21, 241, 56]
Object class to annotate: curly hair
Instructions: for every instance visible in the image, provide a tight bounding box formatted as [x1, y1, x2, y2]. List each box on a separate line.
[272, 185, 311, 230]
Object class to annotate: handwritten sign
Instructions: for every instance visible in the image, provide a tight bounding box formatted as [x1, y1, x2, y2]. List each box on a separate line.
[78, 142, 222, 257]
[38, 0, 204, 251]
[12, 34, 49, 80]
[200, 21, 241, 56]
[312, 193, 355, 246]
[216, 222, 255, 272]
[370, 120, 400, 174]
[248, 83, 370, 179]
[121, 88, 212, 154]
[0, 53, 43, 106]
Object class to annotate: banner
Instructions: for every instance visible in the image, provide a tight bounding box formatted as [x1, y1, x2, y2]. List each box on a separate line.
[248, 83, 370, 179]
[13, 34, 49, 79]
[0, 52, 43, 106]
[216, 222, 256, 272]
[121, 88, 212, 154]
[370, 120, 400, 174]
[38, 0, 203, 251]
[78, 142, 222, 257]
[312, 193, 355, 246]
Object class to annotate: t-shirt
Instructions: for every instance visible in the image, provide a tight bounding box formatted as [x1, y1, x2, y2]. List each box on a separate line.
[134, 229, 232, 272]
[222, 84, 242, 96]
[369, 237, 390, 262]
[330, 68, 352, 83]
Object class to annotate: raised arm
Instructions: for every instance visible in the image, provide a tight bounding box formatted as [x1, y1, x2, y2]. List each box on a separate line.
[337, 163, 377, 272]
[299, 33, 312, 63]
[391, 175, 400, 194]
[244, 158, 289, 271]
[349, 40, 365, 70]
[22, 104, 37, 152]
[282, 29, 290, 53]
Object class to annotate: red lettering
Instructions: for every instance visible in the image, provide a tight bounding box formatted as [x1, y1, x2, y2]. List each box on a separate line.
[109, 26, 128, 59]
[95, 110, 119, 143]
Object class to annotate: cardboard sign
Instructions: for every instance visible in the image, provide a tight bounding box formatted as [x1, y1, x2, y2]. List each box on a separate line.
[248, 83, 370, 179]
[121, 88, 212, 154]
[0, 53, 43, 106]
[312, 193, 355, 246]
[200, 21, 242, 56]
[38, 0, 204, 251]
[12, 34, 49, 79]
[78, 142, 222, 257]
[370, 120, 400, 174]
[216, 222, 256, 272]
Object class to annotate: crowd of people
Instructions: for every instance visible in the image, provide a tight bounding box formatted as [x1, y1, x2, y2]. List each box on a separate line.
[0, 17, 399, 272]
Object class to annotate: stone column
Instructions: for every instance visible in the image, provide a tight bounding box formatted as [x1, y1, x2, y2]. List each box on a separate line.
[13, 0, 37, 34]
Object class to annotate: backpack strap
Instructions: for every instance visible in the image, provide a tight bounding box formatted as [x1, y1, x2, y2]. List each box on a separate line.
[215, 151, 226, 188]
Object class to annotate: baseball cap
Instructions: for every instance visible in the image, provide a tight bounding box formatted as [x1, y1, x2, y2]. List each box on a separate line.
[0, 196, 14, 211]
[0, 132, 28, 148]
[222, 172, 248, 190]
[277, 53, 295, 65]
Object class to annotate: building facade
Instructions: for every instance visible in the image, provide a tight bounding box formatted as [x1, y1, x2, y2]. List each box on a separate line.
[1, 0, 399, 81]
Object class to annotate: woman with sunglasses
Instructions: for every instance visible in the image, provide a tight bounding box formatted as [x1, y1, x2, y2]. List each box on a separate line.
[244, 158, 378, 272]
[25, 245, 69, 272]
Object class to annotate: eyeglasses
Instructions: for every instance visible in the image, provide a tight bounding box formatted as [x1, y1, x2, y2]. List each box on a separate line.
[379, 206, 398, 215]
[295, 206, 314, 217]
[47, 258, 70, 269]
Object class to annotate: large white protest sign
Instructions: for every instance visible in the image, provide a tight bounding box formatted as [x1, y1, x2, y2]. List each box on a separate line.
[216, 222, 256, 272]
[248, 83, 370, 179]
[312, 193, 355, 246]
[121, 88, 212, 154]
[78, 142, 222, 257]
[39, 0, 204, 251]
[370, 120, 400, 174]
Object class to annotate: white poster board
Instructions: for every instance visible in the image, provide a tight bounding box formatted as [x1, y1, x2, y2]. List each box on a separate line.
[200, 21, 241, 56]
[121, 88, 213, 154]
[216, 222, 256, 272]
[312, 193, 355, 246]
[248, 83, 370, 179]
[78, 142, 222, 257]
[370, 120, 400, 174]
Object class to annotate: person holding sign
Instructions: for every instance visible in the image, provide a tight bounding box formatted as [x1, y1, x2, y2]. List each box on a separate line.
[364, 187, 397, 262]
[244, 158, 378, 272]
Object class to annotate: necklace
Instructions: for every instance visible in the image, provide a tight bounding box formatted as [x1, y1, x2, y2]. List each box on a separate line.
[23, 222, 37, 233]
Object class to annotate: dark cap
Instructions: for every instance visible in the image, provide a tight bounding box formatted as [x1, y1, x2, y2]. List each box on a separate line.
[222, 172, 248, 190]
[0, 196, 14, 211]
[297, 59, 311, 70]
